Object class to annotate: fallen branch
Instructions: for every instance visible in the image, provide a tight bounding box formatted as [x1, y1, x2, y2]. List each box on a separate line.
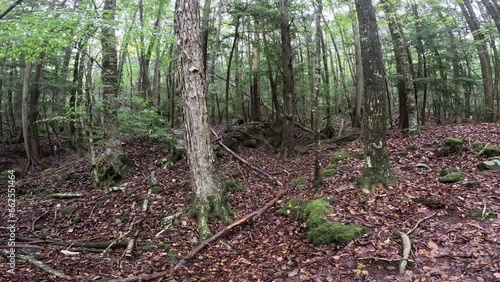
[48, 193, 82, 199]
[103, 272, 171, 282]
[1, 250, 72, 280]
[11, 236, 134, 249]
[475, 142, 490, 158]
[394, 231, 411, 275]
[32, 210, 50, 232]
[173, 189, 287, 270]
[358, 256, 414, 263]
[407, 212, 437, 235]
[211, 129, 283, 187]
[101, 217, 137, 257]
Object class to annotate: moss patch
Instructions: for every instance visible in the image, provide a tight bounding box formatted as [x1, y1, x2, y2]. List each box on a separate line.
[151, 186, 163, 194]
[277, 198, 307, 219]
[439, 171, 465, 183]
[331, 151, 351, 164]
[473, 141, 485, 152]
[224, 179, 244, 192]
[337, 165, 350, 172]
[471, 209, 496, 221]
[439, 167, 460, 177]
[60, 205, 76, 214]
[480, 145, 500, 158]
[303, 199, 331, 229]
[307, 221, 368, 246]
[292, 177, 307, 186]
[439, 137, 464, 156]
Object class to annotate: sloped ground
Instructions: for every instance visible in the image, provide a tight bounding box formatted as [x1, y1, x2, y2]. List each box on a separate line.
[0, 123, 498, 282]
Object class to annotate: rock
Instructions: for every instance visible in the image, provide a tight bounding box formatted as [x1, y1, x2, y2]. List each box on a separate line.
[473, 141, 485, 152]
[439, 167, 460, 177]
[477, 159, 500, 171]
[439, 171, 465, 183]
[438, 137, 464, 156]
[480, 145, 500, 158]
[465, 181, 481, 188]
[307, 221, 368, 246]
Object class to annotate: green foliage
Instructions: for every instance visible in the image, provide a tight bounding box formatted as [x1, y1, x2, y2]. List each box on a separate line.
[118, 96, 171, 142]
[307, 221, 368, 246]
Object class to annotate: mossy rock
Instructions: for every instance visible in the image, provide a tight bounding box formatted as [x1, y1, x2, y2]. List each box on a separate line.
[142, 245, 154, 251]
[439, 171, 465, 183]
[445, 137, 464, 146]
[439, 167, 460, 177]
[465, 181, 481, 188]
[303, 199, 331, 229]
[151, 186, 163, 193]
[307, 221, 368, 246]
[480, 145, 500, 158]
[60, 205, 76, 214]
[292, 177, 307, 186]
[241, 139, 258, 148]
[224, 179, 244, 192]
[277, 198, 307, 219]
[477, 159, 500, 171]
[337, 165, 350, 172]
[439, 137, 464, 156]
[222, 136, 239, 153]
[473, 141, 485, 152]
[321, 168, 335, 177]
[331, 151, 351, 164]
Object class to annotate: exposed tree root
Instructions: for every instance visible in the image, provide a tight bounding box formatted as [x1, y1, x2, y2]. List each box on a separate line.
[1, 250, 72, 280]
[173, 189, 287, 270]
[394, 231, 411, 275]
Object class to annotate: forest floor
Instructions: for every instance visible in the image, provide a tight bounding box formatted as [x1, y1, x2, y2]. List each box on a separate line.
[0, 122, 499, 282]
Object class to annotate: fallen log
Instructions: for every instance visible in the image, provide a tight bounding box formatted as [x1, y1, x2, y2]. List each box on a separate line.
[1, 250, 72, 280]
[173, 189, 287, 270]
[103, 272, 171, 282]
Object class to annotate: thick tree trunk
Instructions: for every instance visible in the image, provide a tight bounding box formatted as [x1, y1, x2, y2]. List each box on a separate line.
[480, 0, 500, 34]
[312, 0, 323, 187]
[279, 0, 295, 158]
[356, 0, 394, 191]
[174, 0, 231, 239]
[29, 58, 43, 160]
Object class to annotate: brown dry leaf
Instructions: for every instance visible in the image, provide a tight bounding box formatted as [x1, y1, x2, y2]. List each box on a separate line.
[428, 241, 439, 250]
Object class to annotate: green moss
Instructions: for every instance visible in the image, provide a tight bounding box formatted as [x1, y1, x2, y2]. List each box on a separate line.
[331, 151, 351, 164]
[151, 186, 163, 194]
[207, 195, 233, 224]
[445, 137, 464, 146]
[72, 215, 81, 223]
[63, 172, 79, 181]
[473, 141, 485, 152]
[337, 165, 350, 172]
[292, 177, 307, 186]
[481, 145, 500, 158]
[307, 221, 368, 246]
[142, 245, 154, 251]
[277, 198, 306, 219]
[321, 168, 336, 177]
[224, 179, 244, 192]
[304, 199, 331, 229]
[471, 209, 496, 221]
[60, 205, 76, 214]
[465, 181, 481, 188]
[439, 167, 460, 177]
[439, 171, 465, 183]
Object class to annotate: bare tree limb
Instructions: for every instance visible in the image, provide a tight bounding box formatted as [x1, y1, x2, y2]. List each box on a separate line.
[0, 0, 24, 20]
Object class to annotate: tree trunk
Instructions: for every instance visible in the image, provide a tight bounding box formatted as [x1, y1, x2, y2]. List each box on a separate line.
[29, 57, 43, 160]
[225, 16, 240, 129]
[174, 0, 231, 239]
[312, 0, 323, 187]
[460, 0, 495, 122]
[279, 0, 295, 158]
[356, 0, 394, 191]
[480, 0, 500, 34]
[352, 3, 363, 128]
[22, 63, 35, 168]
[382, 0, 416, 132]
[98, 0, 131, 187]
[251, 20, 261, 122]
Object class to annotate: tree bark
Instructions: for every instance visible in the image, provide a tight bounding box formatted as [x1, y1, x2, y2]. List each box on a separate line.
[174, 0, 231, 239]
[352, 3, 363, 128]
[22, 63, 34, 168]
[279, 0, 295, 158]
[356, 0, 394, 191]
[480, 0, 500, 34]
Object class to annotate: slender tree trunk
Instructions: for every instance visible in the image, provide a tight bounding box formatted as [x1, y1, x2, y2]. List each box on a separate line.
[251, 20, 261, 122]
[313, 0, 323, 187]
[279, 0, 295, 158]
[352, 3, 363, 128]
[174, 0, 231, 239]
[201, 0, 212, 74]
[29, 57, 43, 160]
[460, 0, 495, 122]
[22, 63, 35, 168]
[7, 68, 16, 136]
[356, 0, 394, 191]
[225, 16, 240, 129]
[480, 0, 500, 34]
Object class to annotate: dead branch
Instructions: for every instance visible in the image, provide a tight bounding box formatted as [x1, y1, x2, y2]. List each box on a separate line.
[173, 189, 287, 270]
[0, 244, 43, 249]
[407, 212, 437, 235]
[211, 129, 283, 187]
[102, 217, 137, 257]
[394, 231, 411, 275]
[1, 250, 72, 280]
[48, 193, 82, 199]
[358, 256, 414, 263]
[11, 235, 134, 249]
[32, 210, 50, 232]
